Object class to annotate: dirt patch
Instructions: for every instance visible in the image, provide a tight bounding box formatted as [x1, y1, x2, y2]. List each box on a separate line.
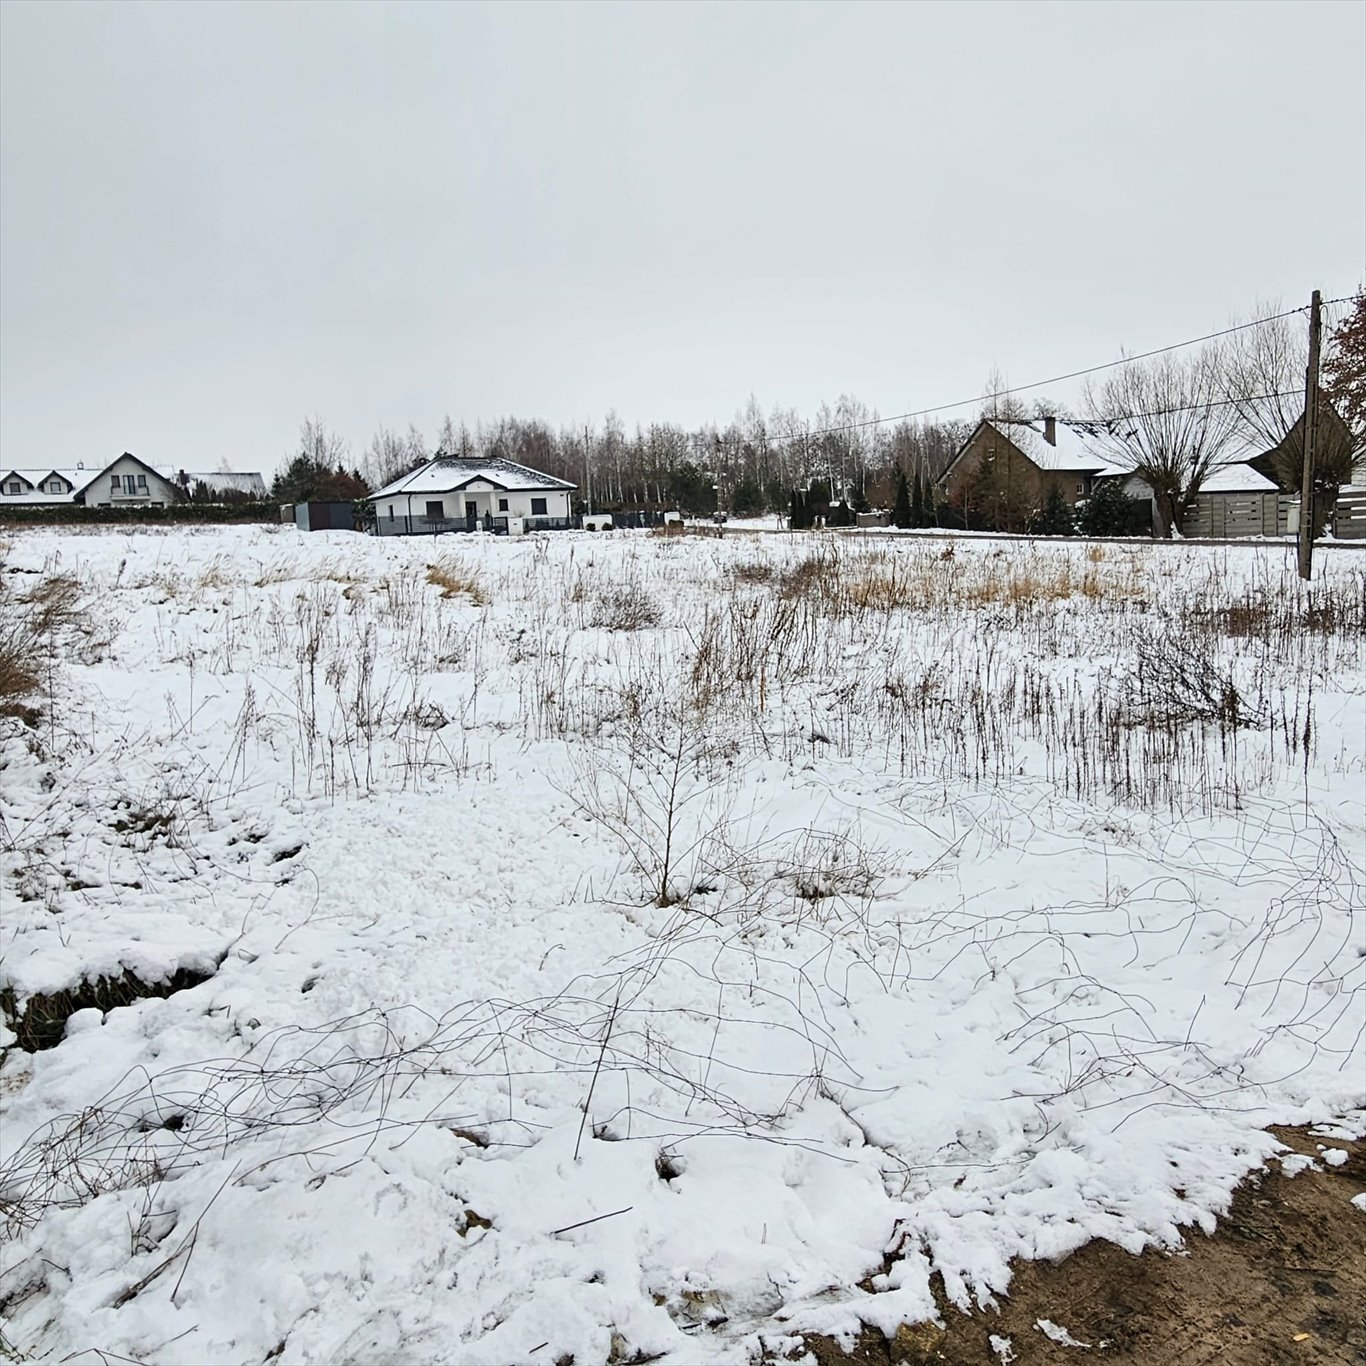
[1, 962, 220, 1052]
[783, 1128, 1365, 1366]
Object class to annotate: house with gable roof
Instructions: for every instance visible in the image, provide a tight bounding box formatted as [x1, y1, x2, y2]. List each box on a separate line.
[370, 455, 577, 535]
[938, 416, 1106, 531]
[1, 453, 267, 511]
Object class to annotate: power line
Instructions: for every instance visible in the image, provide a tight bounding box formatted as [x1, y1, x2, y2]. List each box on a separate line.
[787, 298, 1354, 444]
[1053, 390, 1302, 438]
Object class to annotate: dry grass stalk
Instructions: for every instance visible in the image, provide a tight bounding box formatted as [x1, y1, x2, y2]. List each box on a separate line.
[426, 559, 489, 605]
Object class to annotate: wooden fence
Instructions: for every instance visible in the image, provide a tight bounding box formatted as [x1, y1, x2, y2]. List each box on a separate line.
[1182, 488, 1366, 540]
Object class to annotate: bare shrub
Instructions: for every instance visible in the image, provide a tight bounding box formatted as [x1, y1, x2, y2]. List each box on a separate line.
[590, 584, 661, 632]
[1125, 635, 1263, 730]
[731, 558, 776, 585]
[778, 549, 841, 603]
[782, 829, 888, 906]
[0, 619, 41, 722]
[20, 574, 83, 635]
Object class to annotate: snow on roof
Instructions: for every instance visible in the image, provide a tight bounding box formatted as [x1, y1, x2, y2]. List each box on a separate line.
[168, 470, 269, 497]
[1092, 458, 1280, 493]
[371, 456, 577, 501]
[1198, 462, 1279, 494]
[1, 466, 102, 503]
[997, 419, 1107, 472]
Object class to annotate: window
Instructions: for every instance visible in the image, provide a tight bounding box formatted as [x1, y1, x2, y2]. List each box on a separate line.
[1076, 481, 1085, 497]
[137, 474, 148, 492]
[497, 498, 508, 512]
[47, 480, 64, 493]
[4, 481, 19, 495]
[530, 497, 548, 516]
[111, 476, 121, 493]
[425, 500, 444, 520]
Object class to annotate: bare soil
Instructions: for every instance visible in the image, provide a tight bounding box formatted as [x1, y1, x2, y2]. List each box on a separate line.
[782, 1127, 1365, 1366]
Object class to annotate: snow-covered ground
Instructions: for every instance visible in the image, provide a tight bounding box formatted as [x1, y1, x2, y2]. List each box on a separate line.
[1, 525, 1363, 1365]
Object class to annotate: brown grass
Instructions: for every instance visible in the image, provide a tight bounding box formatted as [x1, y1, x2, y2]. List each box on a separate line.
[0, 621, 41, 722]
[426, 559, 489, 605]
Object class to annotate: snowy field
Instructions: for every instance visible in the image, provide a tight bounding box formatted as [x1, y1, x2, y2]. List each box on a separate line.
[1, 525, 1363, 1365]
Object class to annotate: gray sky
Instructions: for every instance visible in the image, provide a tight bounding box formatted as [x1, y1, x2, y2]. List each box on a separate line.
[2, 0, 1363, 474]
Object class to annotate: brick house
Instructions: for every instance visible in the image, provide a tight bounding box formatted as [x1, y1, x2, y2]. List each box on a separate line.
[939, 418, 1105, 531]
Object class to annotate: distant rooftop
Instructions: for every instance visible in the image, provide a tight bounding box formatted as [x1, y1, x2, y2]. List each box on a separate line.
[371, 455, 576, 501]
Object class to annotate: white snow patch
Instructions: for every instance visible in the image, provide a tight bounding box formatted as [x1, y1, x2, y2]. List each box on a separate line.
[1036, 1318, 1092, 1348]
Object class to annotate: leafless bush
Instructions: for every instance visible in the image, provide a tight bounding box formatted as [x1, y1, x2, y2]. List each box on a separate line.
[565, 689, 732, 906]
[1125, 634, 1264, 731]
[19, 574, 83, 636]
[590, 583, 661, 632]
[0, 620, 41, 723]
[731, 558, 777, 585]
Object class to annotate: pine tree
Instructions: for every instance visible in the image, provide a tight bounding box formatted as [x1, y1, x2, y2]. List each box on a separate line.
[893, 469, 912, 528]
[1029, 485, 1076, 537]
[1078, 479, 1150, 537]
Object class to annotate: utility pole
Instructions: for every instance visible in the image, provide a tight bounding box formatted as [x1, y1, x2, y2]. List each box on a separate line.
[584, 424, 593, 517]
[1297, 290, 1323, 581]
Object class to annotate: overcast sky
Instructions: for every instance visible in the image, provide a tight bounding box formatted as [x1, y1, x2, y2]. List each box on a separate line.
[2, 1, 1363, 474]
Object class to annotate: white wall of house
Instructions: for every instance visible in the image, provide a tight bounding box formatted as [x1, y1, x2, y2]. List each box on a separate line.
[384, 485, 572, 526]
[84, 455, 182, 507]
[494, 488, 572, 519]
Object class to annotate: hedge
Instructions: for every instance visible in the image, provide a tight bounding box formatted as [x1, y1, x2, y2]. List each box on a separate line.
[0, 501, 284, 527]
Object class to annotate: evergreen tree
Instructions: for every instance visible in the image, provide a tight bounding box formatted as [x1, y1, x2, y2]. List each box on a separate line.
[917, 469, 935, 527]
[1077, 479, 1151, 537]
[1028, 485, 1076, 537]
[893, 469, 912, 528]
[731, 476, 764, 517]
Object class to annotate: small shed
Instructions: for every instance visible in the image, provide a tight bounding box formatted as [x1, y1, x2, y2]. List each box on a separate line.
[294, 502, 356, 532]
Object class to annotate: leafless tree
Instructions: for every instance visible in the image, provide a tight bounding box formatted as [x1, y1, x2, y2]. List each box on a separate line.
[1223, 302, 1363, 531]
[1084, 345, 1238, 539]
[297, 415, 349, 469]
[363, 426, 409, 489]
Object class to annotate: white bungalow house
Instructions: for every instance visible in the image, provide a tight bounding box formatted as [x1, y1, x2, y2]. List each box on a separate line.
[371, 456, 577, 535]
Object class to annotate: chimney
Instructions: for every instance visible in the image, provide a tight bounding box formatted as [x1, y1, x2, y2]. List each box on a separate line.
[1043, 416, 1057, 446]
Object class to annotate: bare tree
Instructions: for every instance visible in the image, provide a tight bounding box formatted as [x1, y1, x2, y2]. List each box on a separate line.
[363, 426, 409, 489]
[297, 415, 349, 468]
[272, 417, 358, 502]
[1223, 303, 1362, 531]
[1084, 345, 1238, 539]
[980, 366, 1032, 424]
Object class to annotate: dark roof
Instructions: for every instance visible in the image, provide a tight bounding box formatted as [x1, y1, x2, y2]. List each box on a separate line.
[1244, 400, 1360, 491]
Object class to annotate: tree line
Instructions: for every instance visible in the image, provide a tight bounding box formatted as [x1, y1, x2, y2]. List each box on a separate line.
[271, 292, 1365, 537]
